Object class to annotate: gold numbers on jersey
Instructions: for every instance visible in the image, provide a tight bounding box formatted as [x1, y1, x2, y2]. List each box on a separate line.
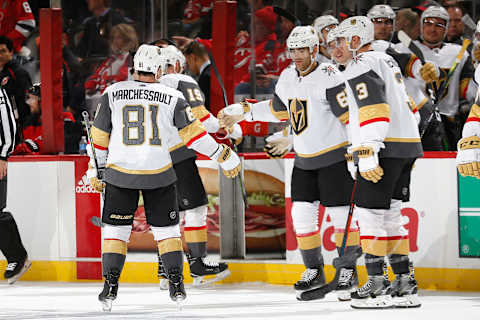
[187, 88, 204, 102]
[185, 106, 195, 122]
[336, 89, 349, 108]
[356, 82, 369, 100]
[122, 105, 162, 146]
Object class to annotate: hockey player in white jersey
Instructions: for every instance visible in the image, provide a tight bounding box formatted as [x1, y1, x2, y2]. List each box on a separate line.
[397, 6, 477, 150]
[218, 26, 363, 301]
[457, 67, 480, 179]
[87, 44, 241, 311]
[328, 16, 423, 309]
[152, 44, 242, 288]
[368, 4, 395, 42]
[472, 21, 480, 68]
[313, 15, 339, 64]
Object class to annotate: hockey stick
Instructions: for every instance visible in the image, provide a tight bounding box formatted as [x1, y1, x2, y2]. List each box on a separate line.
[420, 38, 470, 139]
[204, 46, 249, 209]
[298, 180, 362, 301]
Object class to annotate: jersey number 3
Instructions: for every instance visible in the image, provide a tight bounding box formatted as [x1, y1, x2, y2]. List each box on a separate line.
[123, 105, 162, 146]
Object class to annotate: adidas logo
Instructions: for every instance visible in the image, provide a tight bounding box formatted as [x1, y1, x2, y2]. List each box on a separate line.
[76, 174, 98, 194]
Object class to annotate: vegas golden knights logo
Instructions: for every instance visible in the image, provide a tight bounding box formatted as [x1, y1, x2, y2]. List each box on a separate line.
[289, 98, 308, 135]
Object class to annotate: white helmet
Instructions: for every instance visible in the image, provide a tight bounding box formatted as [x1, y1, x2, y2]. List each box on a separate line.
[337, 16, 374, 52]
[313, 15, 339, 46]
[286, 26, 319, 54]
[163, 45, 186, 73]
[367, 4, 396, 22]
[421, 6, 450, 31]
[134, 44, 167, 75]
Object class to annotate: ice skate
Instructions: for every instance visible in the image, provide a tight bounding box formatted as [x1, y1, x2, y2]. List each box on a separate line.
[157, 256, 169, 290]
[335, 267, 358, 301]
[167, 267, 186, 309]
[351, 275, 393, 309]
[390, 273, 421, 308]
[294, 267, 326, 300]
[98, 269, 120, 312]
[187, 254, 231, 286]
[5, 256, 31, 285]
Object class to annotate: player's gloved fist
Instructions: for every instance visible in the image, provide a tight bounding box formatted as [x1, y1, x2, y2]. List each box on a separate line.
[456, 136, 480, 179]
[353, 143, 384, 183]
[419, 62, 439, 84]
[218, 102, 250, 128]
[211, 143, 241, 178]
[216, 123, 243, 145]
[86, 165, 106, 192]
[344, 152, 357, 180]
[264, 131, 292, 159]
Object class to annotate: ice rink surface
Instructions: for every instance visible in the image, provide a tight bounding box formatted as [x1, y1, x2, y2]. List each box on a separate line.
[0, 282, 479, 320]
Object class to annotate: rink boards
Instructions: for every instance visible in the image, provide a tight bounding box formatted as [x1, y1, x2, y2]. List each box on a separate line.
[1, 153, 480, 291]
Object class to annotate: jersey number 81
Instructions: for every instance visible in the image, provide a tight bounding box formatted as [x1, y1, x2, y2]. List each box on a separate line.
[123, 105, 162, 146]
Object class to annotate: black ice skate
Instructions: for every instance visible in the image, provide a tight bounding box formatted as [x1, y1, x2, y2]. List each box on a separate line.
[157, 255, 169, 290]
[187, 254, 231, 286]
[98, 269, 120, 312]
[390, 273, 421, 308]
[350, 275, 393, 309]
[167, 267, 186, 308]
[335, 267, 358, 301]
[4, 256, 31, 285]
[294, 267, 326, 300]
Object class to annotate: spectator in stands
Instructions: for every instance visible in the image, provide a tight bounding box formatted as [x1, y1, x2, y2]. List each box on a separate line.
[0, 0, 35, 56]
[446, 5, 465, 44]
[0, 36, 32, 130]
[74, 0, 127, 59]
[271, 6, 297, 75]
[183, 41, 212, 110]
[12, 83, 82, 155]
[393, 8, 420, 43]
[182, 0, 214, 38]
[84, 23, 137, 117]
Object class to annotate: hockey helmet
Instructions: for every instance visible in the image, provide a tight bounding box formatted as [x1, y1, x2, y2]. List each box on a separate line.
[336, 16, 374, 52]
[163, 45, 186, 73]
[286, 26, 319, 54]
[367, 4, 396, 23]
[133, 44, 167, 76]
[421, 6, 450, 31]
[313, 15, 339, 46]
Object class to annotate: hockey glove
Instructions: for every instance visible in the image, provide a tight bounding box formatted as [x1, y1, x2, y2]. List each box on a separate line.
[353, 143, 384, 183]
[86, 165, 105, 192]
[264, 130, 292, 159]
[215, 123, 243, 145]
[419, 62, 439, 84]
[218, 102, 251, 128]
[473, 45, 480, 66]
[456, 136, 480, 179]
[344, 152, 357, 180]
[211, 144, 241, 178]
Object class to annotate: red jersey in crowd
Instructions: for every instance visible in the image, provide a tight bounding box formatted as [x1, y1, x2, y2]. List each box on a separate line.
[0, 0, 36, 52]
[84, 52, 130, 95]
[184, 0, 213, 21]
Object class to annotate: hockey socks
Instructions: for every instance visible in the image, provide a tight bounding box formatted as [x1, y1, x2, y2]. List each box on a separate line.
[99, 239, 126, 312]
[158, 238, 186, 303]
[184, 225, 208, 258]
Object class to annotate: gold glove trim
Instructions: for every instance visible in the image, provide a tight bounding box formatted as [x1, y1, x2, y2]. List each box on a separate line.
[91, 126, 110, 148]
[458, 136, 480, 150]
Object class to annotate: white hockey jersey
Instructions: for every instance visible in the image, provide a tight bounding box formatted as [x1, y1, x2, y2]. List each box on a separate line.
[339, 51, 423, 158]
[92, 80, 217, 189]
[462, 67, 480, 138]
[397, 41, 477, 116]
[244, 62, 349, 170]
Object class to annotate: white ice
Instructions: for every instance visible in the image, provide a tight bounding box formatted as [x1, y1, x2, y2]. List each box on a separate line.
[0, 282, 478, 320]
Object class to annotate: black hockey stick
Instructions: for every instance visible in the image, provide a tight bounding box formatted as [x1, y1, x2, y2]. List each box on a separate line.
[204, 45, 249, 209]
[298, 179, 361, 301]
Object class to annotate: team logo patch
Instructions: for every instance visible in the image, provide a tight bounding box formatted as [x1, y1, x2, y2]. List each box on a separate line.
[402, 187, 409, 196]
[288, 98, 308, 135]
[182, 198, 189, 206]
[321, 65, 336, 75]
[169, 211, 177, 220]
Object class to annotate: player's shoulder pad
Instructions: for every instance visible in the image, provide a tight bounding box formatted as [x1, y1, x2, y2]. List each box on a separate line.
[371, 40, 390, 53]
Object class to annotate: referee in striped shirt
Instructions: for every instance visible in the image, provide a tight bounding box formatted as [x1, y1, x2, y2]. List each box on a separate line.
[0, 87, 31, 284]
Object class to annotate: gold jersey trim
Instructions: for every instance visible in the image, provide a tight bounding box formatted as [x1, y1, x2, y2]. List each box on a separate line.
[338, 111, 349, 124]
[168, 142, 186, 152]
[191, 105, 210, 120]
[178, 119, 206, 145]
[106, 162, 173, 175]
[416, 97, 428, 111]
[296, 141, 349, 158]
[468, 104, 480, 119]
[91, 126, 110, 148]
[269, 99, 289, 121]
[359, 103, 390, 123]
[384, 137, 421, 143]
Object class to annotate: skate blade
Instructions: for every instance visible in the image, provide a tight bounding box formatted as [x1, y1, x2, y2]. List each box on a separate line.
[351, 296, 394, 309]
[392, 294, 421, 308]
[174, 294, 185, 311]
[7, 260, 32, 285]
[192, 269, 231, 287]
[336, 290, 353, 301]
[159, 278, 169, 290]
[100, 299, 113, 312]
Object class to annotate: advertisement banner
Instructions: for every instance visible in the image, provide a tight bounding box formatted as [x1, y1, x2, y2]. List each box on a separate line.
[458, 175, 480, 257]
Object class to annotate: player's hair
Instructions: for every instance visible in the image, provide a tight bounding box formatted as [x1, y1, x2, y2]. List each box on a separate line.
[0, 36, 13, 52]
[183, 41, 208, 58]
